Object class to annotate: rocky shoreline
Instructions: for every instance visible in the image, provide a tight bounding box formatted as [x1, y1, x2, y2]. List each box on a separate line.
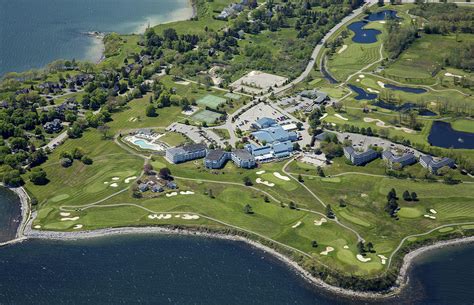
[3, 185, 474, 299]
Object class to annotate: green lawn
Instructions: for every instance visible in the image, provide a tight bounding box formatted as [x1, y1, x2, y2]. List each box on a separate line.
[451, 119, 474, 133]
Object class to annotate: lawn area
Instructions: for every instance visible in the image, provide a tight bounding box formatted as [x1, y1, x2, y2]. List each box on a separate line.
[212, 128, 230, 140]
[451, 119, 474, 133]
[160, 132, 188, 147]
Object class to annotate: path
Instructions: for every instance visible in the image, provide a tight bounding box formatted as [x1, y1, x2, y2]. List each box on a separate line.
[41, 130, 68, 151]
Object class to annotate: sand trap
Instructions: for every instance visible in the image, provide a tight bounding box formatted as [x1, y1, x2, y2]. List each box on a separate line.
[256, 170, 266, 175]
[180, 191, 195, 195]
[166, 192, 178, 197]
[124, 176, 137, 183]
[359, 74, 365, 78]
[429, 209, 437, 214]
[112, 177, 120, 181]
[320, 113, 328, 120]
[334, 114, 348, 121]
[377, 81, 385, 88]
[110, 183, 119, 188]
[103, 181, 109, 184]
[424, 214, 436, 219]
[361, 193, 368, 198]
[148, 214, 173, 220]
[34, 225, 42, 229]
[320, 246, 335, 256]
[337, 44, 348, 54]
[356, 79, 360, 82]
[182, 214, 200, 220]
[314, 218, 328, 226]
[379, 20, 386, 24]
[378, 254, 387, 265]
[73, 224, 83, 230]
[292, 221, 302, 229]
[445, 72, 462, 78]
[60, 212, 71, 217]
[175, 80, 190, 85]
[357, 254, 372, 262]
[363, 117, 415, 134]
[61, 216, 80, 221]
[256, 178, 275, 187]
[175, 215, 181, 218]
[366, 88, 379, 94]
[343, 245, 349, 249]
[273, 172, 290, 181]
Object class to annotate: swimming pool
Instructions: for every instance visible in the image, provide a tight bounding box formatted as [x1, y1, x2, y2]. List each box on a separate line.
[126, 136, 165, 151]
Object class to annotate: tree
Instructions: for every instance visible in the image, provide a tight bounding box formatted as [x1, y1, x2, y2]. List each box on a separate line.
[81, 156, 93, 165]
[264, 195, 270, 203]
[97, 125, 110, 139]
[357, 241, 366, 254]
[298, 174, 304, 182]
[326, 204, 335, 219]
[29, 168, 49, 185]
[144, 163, 154, 175]
[3, 170, 24, 187]
[243, 176, 253, 186]
[317, 166, 325, 177]
[311, 240, 318, 248]
[411, 192, 418, 201]
[289, 201, 296, 209]
[339, 198, 347, 207]
[145, 104, 157, 117]
[159, 167, 172, 179]
[403, 190, 412, 201]
[244, 204, 254, 214]
[60, 158, 73, 168]
[366, 242, 374, 253]
[387, 188, 397, 201]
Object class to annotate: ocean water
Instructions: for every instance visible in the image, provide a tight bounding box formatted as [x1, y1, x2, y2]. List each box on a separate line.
[0, 0, 193, 75]
[0, 188, 22, 243]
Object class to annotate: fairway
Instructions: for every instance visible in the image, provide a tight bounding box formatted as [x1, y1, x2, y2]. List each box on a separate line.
[191, 110, 222, 124]
[197, 94, 227, 109]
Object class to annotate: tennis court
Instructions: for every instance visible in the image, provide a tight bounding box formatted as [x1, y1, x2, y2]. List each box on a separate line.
[197, 95, 227, 109]
[224, 92, 242, 100]
[191, 110, 222, 124]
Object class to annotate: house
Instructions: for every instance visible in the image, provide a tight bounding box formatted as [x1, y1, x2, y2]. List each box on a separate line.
[166, 144, 207, 164]
[166, 181, 178, 189]
[252, 125, 298, 144]
[419, 156, 455, 174]
[43, 119, 62, 134]
[138, 183, 149, 192]
[151, 185, 164, 193]
[204, 150, 231, 169]
[254, 117, 277, 129]
[382, 151, 417, 168]
[231, 149, 256, 168]
[343, 147, 379, 166]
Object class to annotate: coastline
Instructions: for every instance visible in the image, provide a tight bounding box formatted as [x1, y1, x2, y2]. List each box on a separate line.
[1, 185, 472, 299]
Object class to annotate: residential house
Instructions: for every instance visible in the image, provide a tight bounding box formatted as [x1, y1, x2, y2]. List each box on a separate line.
[43, 119, 62, 134]
[343, 146, 379, 166]
[138, 183, 149, 192]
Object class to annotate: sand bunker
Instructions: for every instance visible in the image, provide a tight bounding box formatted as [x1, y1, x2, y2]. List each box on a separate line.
[314, 218, 328, 226]
[429, 209, 437, 214]
[148, 214, 173, 220]
[166, 192, 178, 197]
[334, 114, 348, 121]
[424, 214, 436, 219]
[445, 72, 462, 78]
[363, 117, 415, 134]
[34, 225, 42, 229]
[256, 170, 266, 175]
[175, 80, 190, 85]
[73, 224, 83, 230]
[61, 216, 80, 221]
[292, 221, 302, 229]
[124, 176, 137, 183]
[359, 74, 365, 78]
[182, 214, 200, 220]
[356, 79, 360, 82]
[356, 254, 372, 262]
[361, 193, 368, 198]
[343, 245, 349, 249]
[379, 20, 386, 24]
[180, 191, 195, 195]
[110, 183, 119, 188]
[320, 246, 335, 256]
[256, 178, 275, 187]
[60, 212, 71, 217]
[112, 177, 120, 181]
[103, 181, 109, 184]
[366, 88, 379, 94]
[320, 113, 328, 120]
[337, 44, 348, 54]
[377, 81, 385, 88]
[378, 254, 388, 265]
[273, 172, 290, 181]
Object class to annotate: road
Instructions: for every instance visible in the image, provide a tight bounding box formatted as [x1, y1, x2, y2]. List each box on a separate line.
[41, 129, 68, 151]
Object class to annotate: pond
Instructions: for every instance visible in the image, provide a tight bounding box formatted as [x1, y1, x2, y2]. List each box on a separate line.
[348, 21, 381, 44]
[365, 10, 399, 21]
[384, 84, 428, 94]
[373, 100, 437, 116]
[428, 121, 474, 149]
[321, 57, 339, 84]
[348, 85, 377, 100]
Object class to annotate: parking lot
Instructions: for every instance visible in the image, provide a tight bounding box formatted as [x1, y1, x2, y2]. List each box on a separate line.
[166, 123, 226, 147]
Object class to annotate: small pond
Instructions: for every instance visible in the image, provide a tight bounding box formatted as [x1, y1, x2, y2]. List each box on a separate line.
[428, 121, 474, 149]
[365, 10, 399, 21]
[348, 21, 381, 44]
[384, 83, 428, 94]
[373, 100, 437, 116]
[348, 84, 377, 100]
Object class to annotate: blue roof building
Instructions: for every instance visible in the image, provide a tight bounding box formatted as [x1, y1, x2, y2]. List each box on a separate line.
[204, 150, 231, 169]
[254, 117, 277, 129]
[382, 151, 416, 168]
[343, 147, 379, 166]
[420, 156, 455, 174]
[246, 141, 293, 161]
[252, 126, 297, 144]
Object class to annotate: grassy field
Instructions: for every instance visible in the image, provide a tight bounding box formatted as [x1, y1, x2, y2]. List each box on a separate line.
[451, 119, 474, 133]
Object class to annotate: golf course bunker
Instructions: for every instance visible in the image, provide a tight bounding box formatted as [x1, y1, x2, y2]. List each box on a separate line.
[314, 218, 327, 226]
[377, 255, 387, 265]
[112, 177, 120, 181]
[60, 212, 71, 217]
[256, 170, 266, 175]
[256, 178, 275, 187]
[364, 117, 415, 134]
[34, 225, 42, 229]
[424, 214, 436, 220]
[320, 246, 334, 256]
[148, 214, 173, 220]
[338, 45, 347, 54]
[110, 183, 119, 188]
[334, 114, 349, 121]
[166, 192, 178, 197]
[180, 191, 195, 195]
[124, 176, 137, 183]
[430, 209, 437, 214]
[273, 172, 290, 181]
[73, 224, 83, 230]
[61, 216, 80, 221]
[292, 221, 302, 229]
[182, 214, 200, 220]
[356, 254, 371, 262]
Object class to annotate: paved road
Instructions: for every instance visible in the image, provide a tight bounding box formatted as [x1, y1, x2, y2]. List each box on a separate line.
[41, 129, 68, 151]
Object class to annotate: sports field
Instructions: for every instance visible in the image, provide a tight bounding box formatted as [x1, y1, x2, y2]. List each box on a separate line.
[191, 109, 222, 124]
[197, 95, 227, 109]
[224, 92, 242, 100]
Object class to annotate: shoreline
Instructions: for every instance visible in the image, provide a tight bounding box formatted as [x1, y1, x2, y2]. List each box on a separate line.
[2, 185, 472, 299]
